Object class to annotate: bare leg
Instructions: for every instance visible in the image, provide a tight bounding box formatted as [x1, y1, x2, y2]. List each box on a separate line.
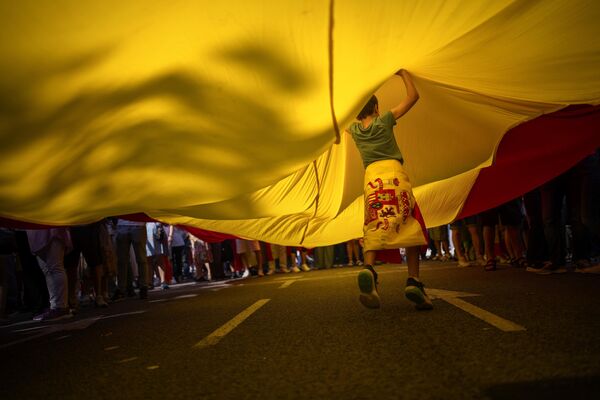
[484, 226, 495, 261]
[441, 240, 450, 260]
[406, 246, 420, 278]
[467, 225, 484, 262]
[451, 229, 466, 260]
[365, 250, 376, 266]
[255, 250, 264, 276]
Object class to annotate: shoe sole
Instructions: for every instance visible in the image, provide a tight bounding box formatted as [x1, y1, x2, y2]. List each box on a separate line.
[405, 286, 433, 310]
[537, 270, 567, 275]
[357, 270, 380, 309]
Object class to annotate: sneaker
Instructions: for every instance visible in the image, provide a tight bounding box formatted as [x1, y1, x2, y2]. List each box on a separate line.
[475, 257, 486, 266]
[33, 308, 72, 322]
[110, 290, 126, 302]
[484, 259, 497, 271]
[536, 262, 567, 275]
[357, 260, 364, 266]
[161, 282, 170, 290]
[300, 263, 311, 272]
[574, 259, 593, 273]
[241, 269, 250, 278]
[139, 287, 148, 300]
[582, 264, 600, 274]
[279, 266, 290, 273]
[95, 295, 108, 308]
[357, 265, 380, 309]
[257, 268, 265, 277]
[266, 269, 275, 276]
[526, 264, 543, 273]
[457, 258, 471, 267]
[291, 266, 301, 273]
[405, 277, 433, 310]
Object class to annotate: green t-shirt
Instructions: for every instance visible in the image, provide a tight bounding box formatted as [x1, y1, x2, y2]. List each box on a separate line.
[348, 111, 404, 168]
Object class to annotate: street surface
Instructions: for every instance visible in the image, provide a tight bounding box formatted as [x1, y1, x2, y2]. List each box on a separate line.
[2, 261, 600, 399]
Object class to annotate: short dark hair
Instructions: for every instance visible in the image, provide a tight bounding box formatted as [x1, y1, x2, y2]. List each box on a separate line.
[357, 95, 378, 120]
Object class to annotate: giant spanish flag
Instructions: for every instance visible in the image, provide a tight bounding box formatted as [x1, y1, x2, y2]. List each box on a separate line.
[0, 1, 599, 245]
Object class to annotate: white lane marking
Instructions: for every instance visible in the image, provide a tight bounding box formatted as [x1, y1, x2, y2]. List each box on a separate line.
[428, 288, 526, 332]
[147, 365, 160, 370]
[149, 299, 168, 303]
[443, 297, 526, 332]
[13, 325, 50, 333]
[104, 346, 119, 351]
[174, 294, 198, 300]
[272, 276, 304, 282]
[117, 357, 138, 364]
[194, 299, 271, 349]
[279, 280, 298, 289]
[100, 310, 147, 320]
[1, 319, 40, 329]
[54, 335, 71, 341]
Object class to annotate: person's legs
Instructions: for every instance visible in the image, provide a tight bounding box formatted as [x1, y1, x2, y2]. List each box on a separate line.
[172, 246, 184, 282]
[35, 238, 71, 320]
[566, 162, 590, 265]
[114, 229, 131, 298]
[255, 250, 264, 276]
[364, 250, 376, 266]
[441, 239, 450, 261]
[540, 175, 567, 272]
[483, 226, 496, 270]
[131, 227, 149, 298]
[579, 151, 600, 262]
[346, 241, 354, 265]
[404, 246, 433, 310]
[451, 225, 470, 266]
[467, 225, 484, 264]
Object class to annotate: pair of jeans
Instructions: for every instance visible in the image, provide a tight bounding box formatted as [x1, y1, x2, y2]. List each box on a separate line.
[116, 226, 149, 292]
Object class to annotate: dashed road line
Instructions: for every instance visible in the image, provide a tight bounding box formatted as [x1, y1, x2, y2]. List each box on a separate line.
[194, 299, 271, 349]
[279, 280, 299, 289]
[117, 357, 138, 364]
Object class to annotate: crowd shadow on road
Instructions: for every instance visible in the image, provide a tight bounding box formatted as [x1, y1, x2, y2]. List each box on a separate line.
[483, 376, 600, 400]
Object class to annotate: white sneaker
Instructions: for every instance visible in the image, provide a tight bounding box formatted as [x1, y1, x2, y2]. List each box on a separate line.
[291, 266, 301, 273]
[241, 269, 250, 278]
[279, 266, 290, 273]
[300, 264, 311, 272]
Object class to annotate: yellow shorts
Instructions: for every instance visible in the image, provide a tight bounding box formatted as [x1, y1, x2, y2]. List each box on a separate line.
[363, 159, 427, 252]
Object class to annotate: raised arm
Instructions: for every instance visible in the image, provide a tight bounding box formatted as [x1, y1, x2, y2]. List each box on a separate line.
[390, 69, 419, 120]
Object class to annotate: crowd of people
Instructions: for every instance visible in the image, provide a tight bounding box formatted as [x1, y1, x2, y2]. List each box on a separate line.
[0, 219, 368, 321]
[0, 150, 597, 322]
[427, 151, 600, 274]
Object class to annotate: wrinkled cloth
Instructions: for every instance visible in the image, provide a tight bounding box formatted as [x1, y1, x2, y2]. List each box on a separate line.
[363, 160, 427, 251]
[1, 1, 599, 247]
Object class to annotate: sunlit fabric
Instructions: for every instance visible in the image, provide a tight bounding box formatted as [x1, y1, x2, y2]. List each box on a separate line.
[0, 1, 599, 246]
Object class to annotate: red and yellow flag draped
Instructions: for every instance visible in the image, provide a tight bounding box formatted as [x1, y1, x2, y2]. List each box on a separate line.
[0, 1, 599, 245]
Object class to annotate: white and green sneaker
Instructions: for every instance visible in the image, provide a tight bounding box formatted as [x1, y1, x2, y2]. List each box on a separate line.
[358, 265, 380, 309]
[405, 277, 433, 310]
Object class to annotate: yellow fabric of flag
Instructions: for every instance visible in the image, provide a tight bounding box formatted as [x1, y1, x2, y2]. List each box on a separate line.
[0, 1, 599, 246]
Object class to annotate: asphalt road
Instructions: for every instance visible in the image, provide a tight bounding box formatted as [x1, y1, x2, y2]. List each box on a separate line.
[2, 261, 600, 399]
